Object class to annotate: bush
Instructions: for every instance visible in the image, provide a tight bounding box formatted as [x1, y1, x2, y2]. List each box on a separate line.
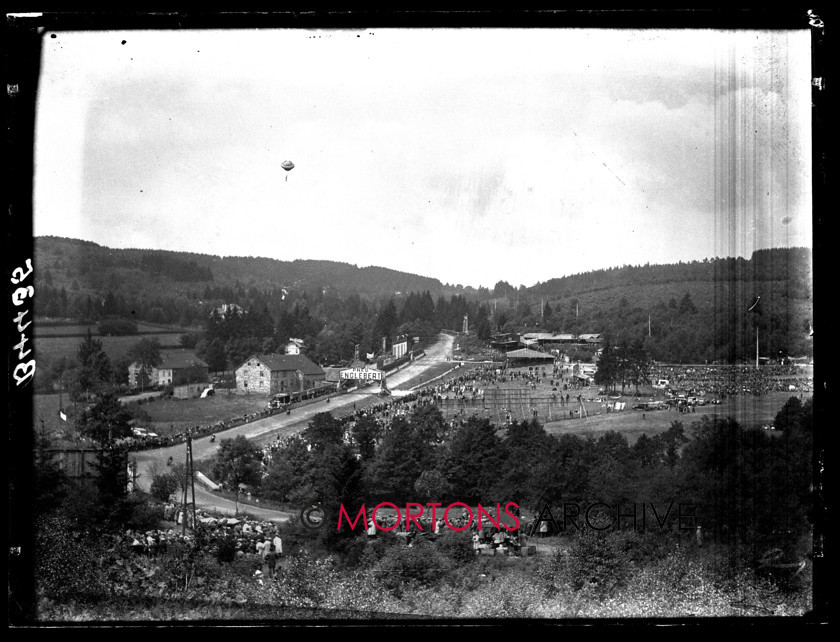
[214, 535, 238, 564]
[459, 572, 545, 618]
[124, 496, 164, 531]
[272, 551, 338, 607]
[34, 514, 105, 600]
[372, 538, 455, 595]
[540, 528, 638, 600]
[434, 531, 476, 565]
[150, 474, 178, 503]
[566, 528, 634, 596]
[99, 319, 138, 336]
[180, 333, 200, 349]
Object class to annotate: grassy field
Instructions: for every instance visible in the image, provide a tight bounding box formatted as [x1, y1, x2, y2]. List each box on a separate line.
[34, 322, 187, 337]
[34, 334, 185, 365]
[129, 392, 272, 435]
[428, 362, 808, 444]
[540, 390, 807, 444]
[33, 390, 272, 440]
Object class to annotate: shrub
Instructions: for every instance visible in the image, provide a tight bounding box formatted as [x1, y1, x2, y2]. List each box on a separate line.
[562, 528, 636, 598]
[180, 333, 200, 349]
[124, 496, 164, 531]
[99, 319, 138, 336]
[33, 515, 105, 600]
[273, 551, 338, 607]
[372, 538, 455, 595]
[434, 531, 476, 565]
[321, 570, 404, 614]
[570, 532, 626, 594]
[150, 474, 178, 503]
[214, 535, 238, 564]
[460, 572, 545, 618]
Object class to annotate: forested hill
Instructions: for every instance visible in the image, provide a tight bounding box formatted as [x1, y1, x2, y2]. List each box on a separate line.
[34, 236, 812, 362]
[510, 247, 813, 362]
[34, 236, 451, 301]
[527, 248, 812, 300]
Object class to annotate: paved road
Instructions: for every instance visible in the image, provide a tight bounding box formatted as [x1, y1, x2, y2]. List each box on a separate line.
[131, 334, 456, 521]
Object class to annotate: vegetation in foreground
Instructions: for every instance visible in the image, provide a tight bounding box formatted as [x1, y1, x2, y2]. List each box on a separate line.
[32, 520, 812, 621]
[22, 394, 815, 622]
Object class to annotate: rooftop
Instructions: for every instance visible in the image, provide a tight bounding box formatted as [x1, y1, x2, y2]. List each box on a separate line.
[242, 353, 325, 376]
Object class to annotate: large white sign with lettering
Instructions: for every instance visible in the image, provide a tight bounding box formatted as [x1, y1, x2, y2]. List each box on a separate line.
[340, 368, 383, 381]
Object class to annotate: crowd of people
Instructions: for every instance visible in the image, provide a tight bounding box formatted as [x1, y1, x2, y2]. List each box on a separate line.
[121, 506, 287, 577]
[125, 405, 290, 452]
[649, 363, 813, 398]
[145, 356, 816, 481]
[260, 361, 611, 464]
[361, 507, 528, 557]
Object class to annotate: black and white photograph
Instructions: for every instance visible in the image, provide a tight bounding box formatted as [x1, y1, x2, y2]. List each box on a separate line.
[7, 10, 827, 625]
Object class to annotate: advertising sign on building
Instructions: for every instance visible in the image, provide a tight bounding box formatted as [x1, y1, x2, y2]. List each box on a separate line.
[340, 368, 383, 381]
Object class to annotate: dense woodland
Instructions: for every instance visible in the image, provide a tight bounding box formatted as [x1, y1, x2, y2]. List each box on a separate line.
[28, 392, 815, 618]
[257, 397, 813, 568]
[34, 237, 813, 371]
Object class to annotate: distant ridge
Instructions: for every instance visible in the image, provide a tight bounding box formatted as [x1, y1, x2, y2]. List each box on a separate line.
[34, 235, 449, 297]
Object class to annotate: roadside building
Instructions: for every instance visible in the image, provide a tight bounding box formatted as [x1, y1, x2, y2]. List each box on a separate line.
[489, 333, 520, 352]
[128, 353, 208, 388]
[173, 382, 213, 400]
[505, 348, 555, 367]
[235, 353, 326, 395]
[521, 332, 578, 349]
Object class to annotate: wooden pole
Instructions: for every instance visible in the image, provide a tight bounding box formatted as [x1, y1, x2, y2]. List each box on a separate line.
[181, 440, 189, 535]
[188, 436, 197, 531]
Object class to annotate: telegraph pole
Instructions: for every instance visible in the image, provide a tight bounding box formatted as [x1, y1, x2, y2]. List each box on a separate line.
[188, 437, 197, 531]
[748, 296, 761, 369]
[181, 444, 188, 535]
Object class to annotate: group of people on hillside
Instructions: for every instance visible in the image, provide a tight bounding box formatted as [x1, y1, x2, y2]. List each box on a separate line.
[650, 363, 812, 398]
[123, 507, 286, 577]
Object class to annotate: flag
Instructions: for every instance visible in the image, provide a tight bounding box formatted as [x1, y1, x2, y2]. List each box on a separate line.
[58, 410, 67, 422]
[366, 352, 375, 360]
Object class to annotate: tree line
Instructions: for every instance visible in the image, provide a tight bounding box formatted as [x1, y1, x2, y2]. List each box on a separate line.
[211, 396, 812, 568]
[35, 235, 812, 366]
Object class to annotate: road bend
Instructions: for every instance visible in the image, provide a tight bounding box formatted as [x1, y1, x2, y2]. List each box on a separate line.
[131, 333, 456, 521]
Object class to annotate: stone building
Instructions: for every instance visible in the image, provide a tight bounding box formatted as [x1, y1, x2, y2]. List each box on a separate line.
[235, 353, 326, 395]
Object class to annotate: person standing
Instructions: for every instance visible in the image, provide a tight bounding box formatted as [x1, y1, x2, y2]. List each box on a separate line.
[257, 535, 271, 576]
[265, 539, 277, 580]
[272, 531, 283, 576]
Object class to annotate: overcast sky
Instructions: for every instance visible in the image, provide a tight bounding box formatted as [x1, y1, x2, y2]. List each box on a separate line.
[33, 27, 812, 289]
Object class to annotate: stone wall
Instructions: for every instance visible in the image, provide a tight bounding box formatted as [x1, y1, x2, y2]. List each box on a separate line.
[235, 359, 273, 394]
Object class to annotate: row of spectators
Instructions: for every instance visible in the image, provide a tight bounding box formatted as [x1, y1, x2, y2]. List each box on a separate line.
[125, 405, 290, 452]
[650, 363, 813, 398]
[123, 506, 284, 563]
